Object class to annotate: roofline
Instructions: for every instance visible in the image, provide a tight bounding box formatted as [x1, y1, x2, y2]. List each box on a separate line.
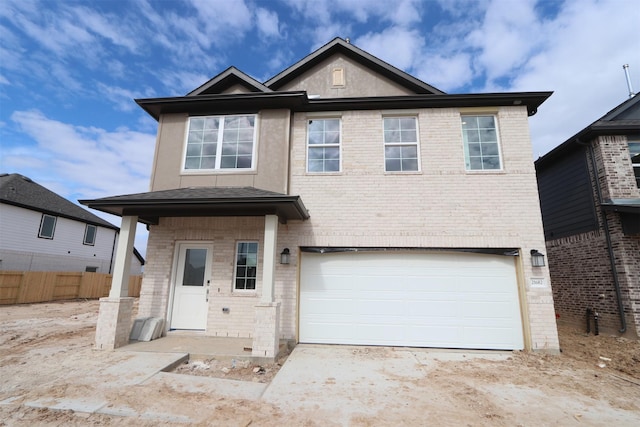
[0, 199, 120, 231]
[264, 37, 445, 95]
[79, 194, 310, 225]
[536, 94, 640, 168]
[187, 66, 272, 96]
[136, 91, 552, 121]
[535, 123, 640, 168]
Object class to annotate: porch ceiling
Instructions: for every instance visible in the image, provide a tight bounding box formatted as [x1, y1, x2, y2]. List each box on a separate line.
[79, 186, 310, 225]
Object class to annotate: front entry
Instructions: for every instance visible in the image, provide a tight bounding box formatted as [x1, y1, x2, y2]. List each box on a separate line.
[170, 243, 212, 330]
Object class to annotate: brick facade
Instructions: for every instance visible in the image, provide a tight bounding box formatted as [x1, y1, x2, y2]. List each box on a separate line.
[137, 105, 560, 353]
[546, 136, 640, 337]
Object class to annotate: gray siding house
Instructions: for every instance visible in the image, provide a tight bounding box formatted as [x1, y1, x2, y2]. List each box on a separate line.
[0, 173, 144, 275]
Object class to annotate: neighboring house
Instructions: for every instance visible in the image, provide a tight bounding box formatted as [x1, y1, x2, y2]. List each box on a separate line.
[0, 173, 144, 275]
[83, 38, 559, 357]
[535, 95, 640, 337]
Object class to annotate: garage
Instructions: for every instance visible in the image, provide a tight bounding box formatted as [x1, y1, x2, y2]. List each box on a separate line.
[299, 250, 524, 350]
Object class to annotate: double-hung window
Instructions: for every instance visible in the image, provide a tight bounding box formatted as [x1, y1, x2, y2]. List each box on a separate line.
[461, 115, 502, 170]
[629, 141, 640, 188]
[185, 115, 256, 170]
[383, 117, 419, 172]
[234, 242, 258, 291]
[38, 214, 56, 239]
[307, 118, 341, 172]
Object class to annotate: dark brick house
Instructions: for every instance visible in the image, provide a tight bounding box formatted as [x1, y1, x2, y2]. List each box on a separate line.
[535, 94, 640, 336]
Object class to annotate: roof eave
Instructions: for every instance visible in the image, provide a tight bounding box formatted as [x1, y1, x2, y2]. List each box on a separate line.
[79, 196, 310, 225]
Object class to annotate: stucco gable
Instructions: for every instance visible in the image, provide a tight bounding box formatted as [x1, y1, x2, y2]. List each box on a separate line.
[265, 37, 444, 97]
[188, 66, 271, 96]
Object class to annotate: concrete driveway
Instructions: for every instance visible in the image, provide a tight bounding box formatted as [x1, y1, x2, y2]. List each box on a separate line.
[262, 345, 640, 426]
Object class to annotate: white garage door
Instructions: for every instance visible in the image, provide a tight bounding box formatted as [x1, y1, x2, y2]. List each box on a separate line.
[300, 251, 524, 350]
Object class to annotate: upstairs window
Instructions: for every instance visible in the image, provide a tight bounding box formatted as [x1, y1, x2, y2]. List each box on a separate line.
[307, 118, 341, 172]
[234, 242, 258, 291]
[185, 115, 256, 171]
[38, 214, 56, 239]
[629, 142, 640, 188]
[383, 117, 419, 172]
[461, 115, 502, 171]
[84, 224, 97, 246]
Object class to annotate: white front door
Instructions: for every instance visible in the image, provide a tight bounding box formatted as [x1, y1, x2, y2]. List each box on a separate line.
[170, 243, 212, 330]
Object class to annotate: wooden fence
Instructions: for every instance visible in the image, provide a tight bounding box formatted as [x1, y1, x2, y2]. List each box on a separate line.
[0, 271, 142, 305]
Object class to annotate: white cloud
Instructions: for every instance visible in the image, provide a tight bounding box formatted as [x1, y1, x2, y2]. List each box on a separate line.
[256, 8, 281, 39]
[96, 83, 155, 112]
[466, 0, 542, 82]
[356, 27, 425, 71]
[8, 110, 154, 198]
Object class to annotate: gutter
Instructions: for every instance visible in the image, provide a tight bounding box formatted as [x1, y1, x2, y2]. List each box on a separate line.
[579, 138, 627, 333]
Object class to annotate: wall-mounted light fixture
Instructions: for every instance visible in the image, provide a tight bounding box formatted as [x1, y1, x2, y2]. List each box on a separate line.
[280, 248, 290, 265]
[530, 249, 545, 267]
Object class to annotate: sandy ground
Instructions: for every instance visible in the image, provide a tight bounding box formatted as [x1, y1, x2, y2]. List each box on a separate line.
[0, 299, 639, 426]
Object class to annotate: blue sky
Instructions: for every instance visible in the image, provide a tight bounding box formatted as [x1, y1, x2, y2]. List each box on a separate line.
[1, 0, 639, 256]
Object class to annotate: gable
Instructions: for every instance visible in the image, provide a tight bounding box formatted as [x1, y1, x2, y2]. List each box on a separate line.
[267, 52, 418, 98]
[265, 38, 444, 96]
[188, 67, 271, 96]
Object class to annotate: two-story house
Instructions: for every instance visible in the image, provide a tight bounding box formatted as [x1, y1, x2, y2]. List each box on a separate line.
[0, 173, 144, 275]
[535, 94, 640, 337]
[82, 38, 559, 358]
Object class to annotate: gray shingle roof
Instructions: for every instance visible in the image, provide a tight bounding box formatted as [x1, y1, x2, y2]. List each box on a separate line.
[0, 173, 117, 230]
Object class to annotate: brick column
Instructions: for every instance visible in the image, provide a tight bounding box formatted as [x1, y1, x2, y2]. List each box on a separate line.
[95, 215, 138, 350]
[95, 297, 134, 350]
[252, 302, 280, 360]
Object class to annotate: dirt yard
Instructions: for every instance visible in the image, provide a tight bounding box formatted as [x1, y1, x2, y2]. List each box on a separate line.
[0, 299, 639, 426]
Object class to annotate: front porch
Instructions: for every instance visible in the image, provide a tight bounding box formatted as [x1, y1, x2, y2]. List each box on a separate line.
[121, 334, 292, 362]
[80, 187, 309, 361]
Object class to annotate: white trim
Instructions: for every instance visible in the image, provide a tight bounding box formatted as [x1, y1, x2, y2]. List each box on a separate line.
[233, 240, 259, 293]
[460, 114, 504, 172]
[306, 117, 342, 173]
[382, 115, 421, 173]
[181, 114, 258, 173]
[38, 214, 57, 239]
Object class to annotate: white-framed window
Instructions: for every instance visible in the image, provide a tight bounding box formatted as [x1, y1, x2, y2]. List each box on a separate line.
[184, 114, 256, 171]
[383, 117, 419, 172]
[83, 224, 97, 246]
[307, 118, 341, 172]
[629, 141, 640, 188]
[234, 241, 258, 291]
[461, 115, 502, 171]
[38, 214, 56, 239]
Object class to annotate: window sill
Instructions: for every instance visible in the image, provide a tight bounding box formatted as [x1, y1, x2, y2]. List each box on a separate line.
[181, 169, 257, 175]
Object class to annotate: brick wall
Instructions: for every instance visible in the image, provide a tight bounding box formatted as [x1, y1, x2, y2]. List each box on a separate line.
[547, 136, 640, 336]
[139, 105, 560, 351]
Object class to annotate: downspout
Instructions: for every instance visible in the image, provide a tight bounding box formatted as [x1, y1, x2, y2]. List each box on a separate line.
[580, 139, 627, 333]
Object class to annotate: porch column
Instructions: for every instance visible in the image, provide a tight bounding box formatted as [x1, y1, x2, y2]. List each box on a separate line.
[95, 215, 138, 350]
[261, 214, 278, 303]
[252, 214, 281, 360]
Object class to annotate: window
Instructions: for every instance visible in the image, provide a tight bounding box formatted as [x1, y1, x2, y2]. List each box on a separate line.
[629, 142, 640, 188]
[307, 118, 340, 172]
[185, 115, 256, 170]
[461, 115, 502, 170]
[85, 266, 98, 273]
[234, 242, 258, 291]
[38, 214, 56, 239]
[84, 224, 97, 245]
[384, 117, 419, 172]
